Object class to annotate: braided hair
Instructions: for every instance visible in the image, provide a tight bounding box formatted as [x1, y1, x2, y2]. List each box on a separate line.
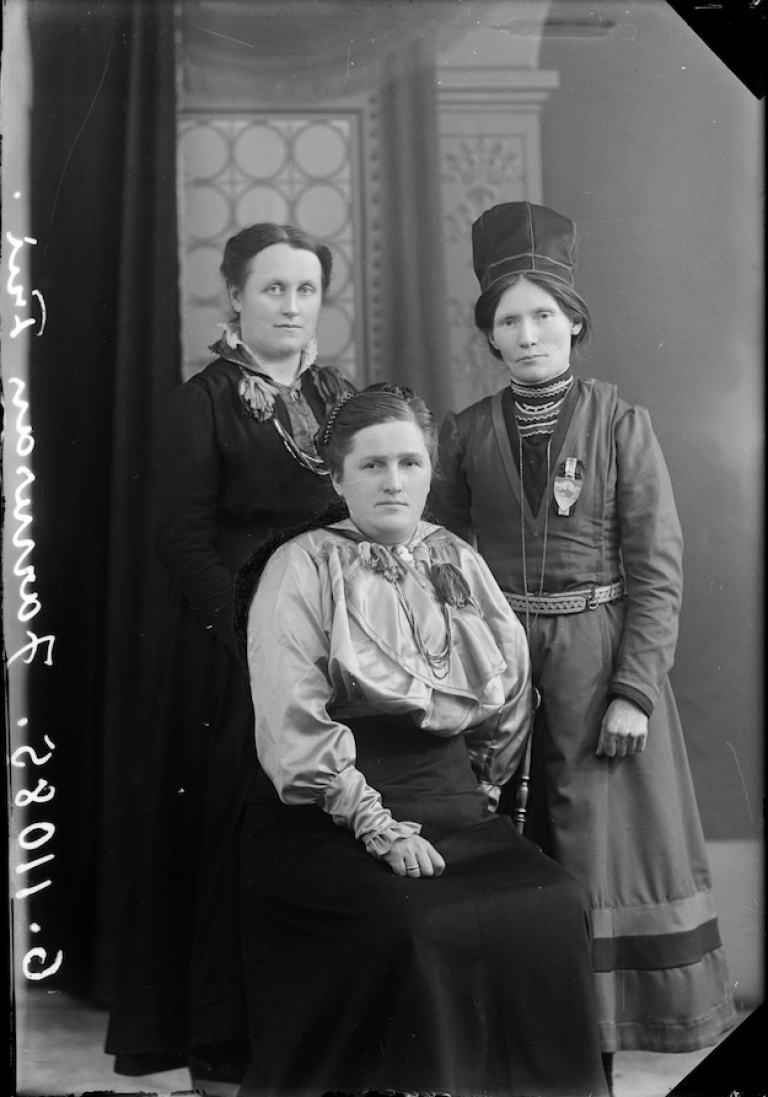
[316, 383, 438, 478]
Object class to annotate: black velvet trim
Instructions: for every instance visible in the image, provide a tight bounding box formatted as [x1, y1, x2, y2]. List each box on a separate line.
[114, 1051, 187, 1076]
[608, 684, 654, 718]
[591, 917, 723, 972]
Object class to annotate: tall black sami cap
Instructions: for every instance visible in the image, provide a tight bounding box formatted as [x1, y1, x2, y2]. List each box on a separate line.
[472, 201, 578, 292]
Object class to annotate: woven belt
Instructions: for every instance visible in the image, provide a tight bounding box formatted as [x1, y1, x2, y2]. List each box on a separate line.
[505, 580, 625, 616]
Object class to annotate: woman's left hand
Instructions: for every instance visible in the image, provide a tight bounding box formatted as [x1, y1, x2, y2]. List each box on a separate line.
[596, 697, 648, 758]
[383, 835, 446, 878]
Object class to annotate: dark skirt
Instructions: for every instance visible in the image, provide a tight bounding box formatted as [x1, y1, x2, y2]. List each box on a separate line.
[105, 601, 256, 1070]
[238, 715, 608, 1097]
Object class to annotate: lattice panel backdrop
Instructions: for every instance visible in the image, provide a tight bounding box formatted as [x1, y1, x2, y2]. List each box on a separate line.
[178, 114, 362, 382]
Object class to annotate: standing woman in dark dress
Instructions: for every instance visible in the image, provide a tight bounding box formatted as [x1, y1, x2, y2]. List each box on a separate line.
[429, 202, 736, 1094]
[105, 224, 352, 1087]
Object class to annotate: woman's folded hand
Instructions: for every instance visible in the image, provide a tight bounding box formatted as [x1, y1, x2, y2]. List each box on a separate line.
[384, 835, 446, 878]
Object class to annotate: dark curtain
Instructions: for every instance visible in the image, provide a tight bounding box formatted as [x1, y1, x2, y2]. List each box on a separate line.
[27, 0, 180, 1001]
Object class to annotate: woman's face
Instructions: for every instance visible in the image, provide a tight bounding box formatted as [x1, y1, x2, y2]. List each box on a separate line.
[331, 419, 432, 546]
[230, 243, 323, 365]
[489, 278, 581, 384]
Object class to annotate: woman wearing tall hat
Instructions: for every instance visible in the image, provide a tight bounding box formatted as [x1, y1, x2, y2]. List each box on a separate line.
[429, 201, 736, 1093]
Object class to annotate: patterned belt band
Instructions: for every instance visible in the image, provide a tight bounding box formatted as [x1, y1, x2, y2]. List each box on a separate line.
[504, 580, 625, 616]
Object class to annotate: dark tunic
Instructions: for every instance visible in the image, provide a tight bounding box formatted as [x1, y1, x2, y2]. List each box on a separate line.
[429, 379, 737, 1053]
[105, 354, 344, 1070]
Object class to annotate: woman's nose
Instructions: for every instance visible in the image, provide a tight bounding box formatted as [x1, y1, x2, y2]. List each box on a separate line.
[519, 318, 536, 345]
[383, 466, 402, 492]
[282, 292, 299, 315]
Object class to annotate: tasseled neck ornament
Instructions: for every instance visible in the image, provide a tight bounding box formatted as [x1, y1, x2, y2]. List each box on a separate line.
[357, 542, 482, 679]
[511, 368, 573, 441]
[211, 323, 353, 476]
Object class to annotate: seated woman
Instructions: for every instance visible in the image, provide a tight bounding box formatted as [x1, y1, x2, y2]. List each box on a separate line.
[233, 384, 609, 1097]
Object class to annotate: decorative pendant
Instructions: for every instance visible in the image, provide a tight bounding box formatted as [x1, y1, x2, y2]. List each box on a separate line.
[553, 457, 585, 516]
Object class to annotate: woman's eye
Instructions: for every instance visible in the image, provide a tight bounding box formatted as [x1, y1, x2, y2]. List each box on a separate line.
[299, 284, 316, 295]
[266, 284, 283, 294]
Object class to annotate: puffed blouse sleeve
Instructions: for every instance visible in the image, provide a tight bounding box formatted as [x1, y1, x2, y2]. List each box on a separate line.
[246, 541, 422, 858]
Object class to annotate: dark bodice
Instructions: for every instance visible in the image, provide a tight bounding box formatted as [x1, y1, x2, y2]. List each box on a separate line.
[154, 357, 340, 650]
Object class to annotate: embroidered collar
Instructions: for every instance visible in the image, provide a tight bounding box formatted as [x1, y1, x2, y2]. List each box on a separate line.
[510, 367, 574, 441]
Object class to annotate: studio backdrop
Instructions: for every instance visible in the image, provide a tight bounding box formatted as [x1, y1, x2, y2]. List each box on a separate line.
[7, 0, 762, 1008]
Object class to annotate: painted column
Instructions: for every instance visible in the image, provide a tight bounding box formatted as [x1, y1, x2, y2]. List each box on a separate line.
[435, 1, 558, 410]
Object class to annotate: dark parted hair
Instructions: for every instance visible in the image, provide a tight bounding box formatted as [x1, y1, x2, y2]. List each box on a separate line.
[315, 383, 439, 478]
[475, 270, 592, 359]
[220, 223, 334, 316]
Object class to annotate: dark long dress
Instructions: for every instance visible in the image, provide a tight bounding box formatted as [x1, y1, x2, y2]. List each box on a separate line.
[239, 715, 609, 1097]
[430, 380, 736, 1052]
[105, 351, 346, 1072]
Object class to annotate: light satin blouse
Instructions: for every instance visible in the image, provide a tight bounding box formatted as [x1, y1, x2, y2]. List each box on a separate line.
[246, 520, 532, 857]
